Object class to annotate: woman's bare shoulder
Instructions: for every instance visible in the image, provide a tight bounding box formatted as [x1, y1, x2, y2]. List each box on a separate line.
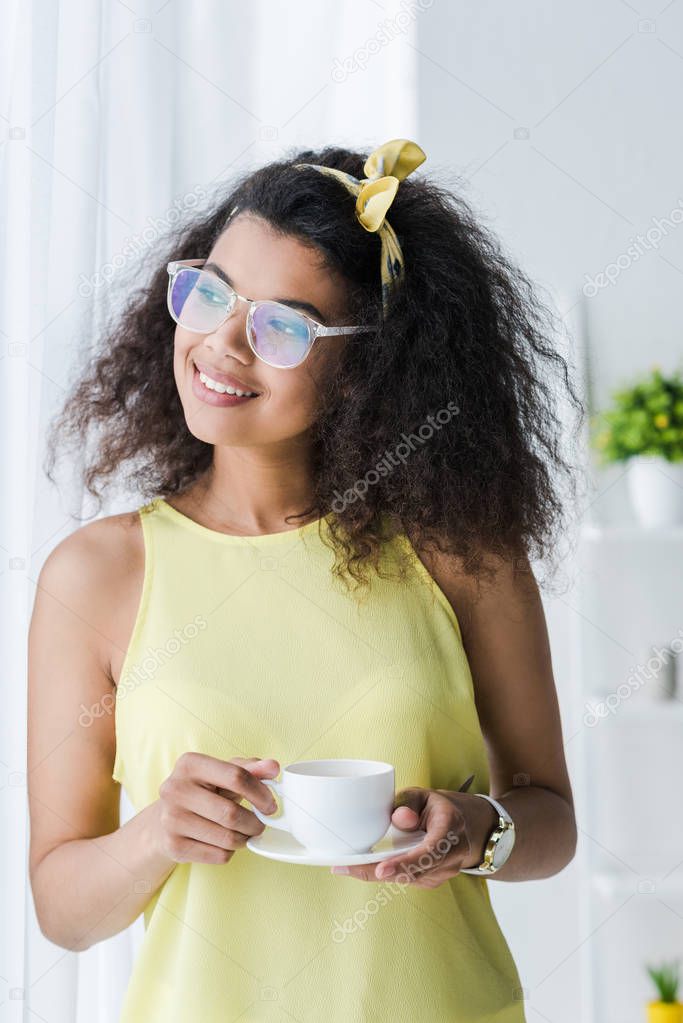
[34, 509, 146, 682]
[38, 508, 144, 586]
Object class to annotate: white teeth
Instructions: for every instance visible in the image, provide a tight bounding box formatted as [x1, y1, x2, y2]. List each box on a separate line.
[198, 370, 256, 397]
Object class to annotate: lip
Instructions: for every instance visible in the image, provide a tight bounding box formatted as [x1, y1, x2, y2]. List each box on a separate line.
[192, 358, 261, 395]
[192, 364, 259, 407]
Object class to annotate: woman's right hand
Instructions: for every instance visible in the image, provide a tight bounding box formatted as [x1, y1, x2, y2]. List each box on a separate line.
[153, 753, 280, 865]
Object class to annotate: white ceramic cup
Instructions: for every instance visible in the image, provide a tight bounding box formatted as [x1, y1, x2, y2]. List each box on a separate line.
[248, 758, 395, 855]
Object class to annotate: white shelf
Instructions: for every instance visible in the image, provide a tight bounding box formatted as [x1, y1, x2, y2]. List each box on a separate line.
[573, 541, 683, 1023]
[583, 694, 683, 720]
[581, 522, 683, 541]
[591, 871, 683, 897]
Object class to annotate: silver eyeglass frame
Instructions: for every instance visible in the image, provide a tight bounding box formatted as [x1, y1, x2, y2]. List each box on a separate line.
[166, 258, 378, 369]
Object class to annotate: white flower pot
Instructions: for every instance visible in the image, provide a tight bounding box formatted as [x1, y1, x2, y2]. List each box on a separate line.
[626, 455, 683, 527]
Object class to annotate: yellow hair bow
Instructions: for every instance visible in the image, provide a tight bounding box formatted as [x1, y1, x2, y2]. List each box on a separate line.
[294, 138, 426, 314]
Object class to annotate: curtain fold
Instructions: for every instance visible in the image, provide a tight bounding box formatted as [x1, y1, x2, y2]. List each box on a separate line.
[1, 4, 34, 1023]
[1, 2, 419, 1019]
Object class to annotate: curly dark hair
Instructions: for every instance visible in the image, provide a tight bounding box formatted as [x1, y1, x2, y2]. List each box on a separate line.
[45, 143, 585, 597]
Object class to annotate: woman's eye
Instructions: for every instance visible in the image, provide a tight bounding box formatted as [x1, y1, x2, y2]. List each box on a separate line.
[197, 286, 225, 306]
[270, 318, 298, 334]
[266, 313, 309, 339]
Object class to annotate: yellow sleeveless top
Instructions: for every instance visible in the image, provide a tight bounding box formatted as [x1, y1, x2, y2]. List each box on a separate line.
[112, 496, 526, 1022]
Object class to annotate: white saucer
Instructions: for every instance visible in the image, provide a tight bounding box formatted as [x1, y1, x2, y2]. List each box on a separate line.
[246, 823, 428, 867]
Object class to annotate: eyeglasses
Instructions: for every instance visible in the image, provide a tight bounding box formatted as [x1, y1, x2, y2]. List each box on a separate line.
[166, 259, 378, 369]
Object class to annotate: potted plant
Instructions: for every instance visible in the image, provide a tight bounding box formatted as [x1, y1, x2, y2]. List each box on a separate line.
[591, 365, 683, 527]
[645, 959, 683, 1022]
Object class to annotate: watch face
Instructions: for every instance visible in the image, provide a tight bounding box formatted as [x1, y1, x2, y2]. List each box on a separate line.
[492, 827, 515, 868]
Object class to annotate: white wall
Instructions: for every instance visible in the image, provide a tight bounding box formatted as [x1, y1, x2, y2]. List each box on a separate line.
[419, 4, 683, 1021]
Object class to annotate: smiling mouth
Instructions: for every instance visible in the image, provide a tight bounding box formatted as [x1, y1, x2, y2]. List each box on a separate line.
[194, 365, 259, 397]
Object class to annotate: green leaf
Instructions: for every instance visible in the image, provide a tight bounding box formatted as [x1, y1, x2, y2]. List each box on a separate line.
[590, 366, 683, 462]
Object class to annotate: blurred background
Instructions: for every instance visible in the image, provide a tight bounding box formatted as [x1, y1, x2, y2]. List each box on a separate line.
[1, 2, 682, 1021]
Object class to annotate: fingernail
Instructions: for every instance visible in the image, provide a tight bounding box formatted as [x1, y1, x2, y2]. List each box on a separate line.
[377, 864, 396, 878]
[331, 866, 349, 875]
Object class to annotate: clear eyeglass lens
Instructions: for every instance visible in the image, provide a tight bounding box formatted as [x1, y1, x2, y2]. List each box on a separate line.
[170, 268, 233, 332]
[249, 302, 312, 367]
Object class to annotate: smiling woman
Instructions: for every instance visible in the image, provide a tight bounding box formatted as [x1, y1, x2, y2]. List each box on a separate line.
[28, 139, 582, 1023]
[42, 138, 582, 586]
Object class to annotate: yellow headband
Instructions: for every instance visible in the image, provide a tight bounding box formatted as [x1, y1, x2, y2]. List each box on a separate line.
[294, 138, 426, 314]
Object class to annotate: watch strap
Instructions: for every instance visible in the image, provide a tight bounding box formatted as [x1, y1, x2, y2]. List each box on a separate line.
[459, 793, 514, 875]
[473, 792, 513, 824]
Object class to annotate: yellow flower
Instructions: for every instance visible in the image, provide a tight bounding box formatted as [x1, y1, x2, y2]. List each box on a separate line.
[654, 413, 669, 428]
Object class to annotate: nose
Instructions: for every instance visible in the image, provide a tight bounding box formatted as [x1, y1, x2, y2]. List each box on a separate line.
[203, 305, 252, 362]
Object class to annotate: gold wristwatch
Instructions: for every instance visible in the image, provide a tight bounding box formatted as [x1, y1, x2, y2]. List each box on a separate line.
[459, 793, 516, 875]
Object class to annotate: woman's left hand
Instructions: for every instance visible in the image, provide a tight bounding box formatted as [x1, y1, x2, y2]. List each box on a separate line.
[330, 786, 497, 887]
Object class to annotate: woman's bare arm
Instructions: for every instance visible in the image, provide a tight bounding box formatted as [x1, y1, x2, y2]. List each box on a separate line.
[28, 518, 279, 951]
[27, 520, 177, 951]
[420, 546, 577, 881]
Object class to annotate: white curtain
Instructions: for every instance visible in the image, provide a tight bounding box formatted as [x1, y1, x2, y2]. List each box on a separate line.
[0, 1, 418, 1019]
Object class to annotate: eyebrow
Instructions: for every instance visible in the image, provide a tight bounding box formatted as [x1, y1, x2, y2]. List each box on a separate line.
[203, 262, 329, 324]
